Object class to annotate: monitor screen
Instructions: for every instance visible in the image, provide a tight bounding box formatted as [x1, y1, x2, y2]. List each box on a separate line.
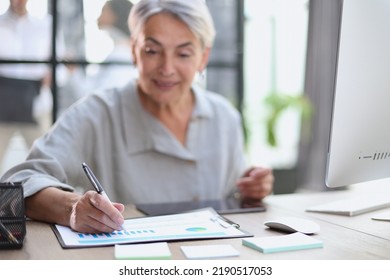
[326, 0, 390, 188]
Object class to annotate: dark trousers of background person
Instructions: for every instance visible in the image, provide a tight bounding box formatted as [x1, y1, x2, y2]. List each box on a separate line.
[0, 76, 43, 170]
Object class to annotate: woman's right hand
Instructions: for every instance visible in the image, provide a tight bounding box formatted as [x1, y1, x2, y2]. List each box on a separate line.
[25, 187, 124, 234]
[69, 191, 125, 233]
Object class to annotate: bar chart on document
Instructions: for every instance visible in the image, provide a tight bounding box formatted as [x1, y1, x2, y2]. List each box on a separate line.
[53, 208, 251, 248]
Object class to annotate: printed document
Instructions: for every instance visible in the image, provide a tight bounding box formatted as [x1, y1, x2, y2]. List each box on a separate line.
[52, 208, 252, 248]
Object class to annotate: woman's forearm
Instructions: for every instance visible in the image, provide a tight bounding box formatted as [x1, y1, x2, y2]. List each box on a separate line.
[25, 187, 81, 227]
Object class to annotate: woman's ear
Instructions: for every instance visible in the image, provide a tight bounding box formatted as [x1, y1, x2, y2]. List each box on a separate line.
[199, 47, 211, 72]
[130, 38, 137, 65]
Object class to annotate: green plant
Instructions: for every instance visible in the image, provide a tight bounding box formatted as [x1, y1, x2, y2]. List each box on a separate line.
[264, 92, 312, 147]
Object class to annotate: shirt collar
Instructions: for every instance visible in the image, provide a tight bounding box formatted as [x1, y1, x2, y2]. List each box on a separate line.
[191, 82, 213, 119]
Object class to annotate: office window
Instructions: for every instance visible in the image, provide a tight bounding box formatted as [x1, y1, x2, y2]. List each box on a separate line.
[0, 0, 244, 118]
[56, 0, 136, 116]
[0, 0, 53, 173]
[206, 0, 244, 111]
[0, 0, 243, 119]
[244, 0, 309, 169]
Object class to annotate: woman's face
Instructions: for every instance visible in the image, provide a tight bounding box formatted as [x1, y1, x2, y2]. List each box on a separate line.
[10, 0, 28, 16]
[132, 13, 210, 105]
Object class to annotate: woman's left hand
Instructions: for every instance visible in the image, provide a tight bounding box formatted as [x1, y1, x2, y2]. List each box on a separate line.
[236, 167, 274, 200]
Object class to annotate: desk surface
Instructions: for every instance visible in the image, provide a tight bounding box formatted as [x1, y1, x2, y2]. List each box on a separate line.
[1, 182, 390, 260]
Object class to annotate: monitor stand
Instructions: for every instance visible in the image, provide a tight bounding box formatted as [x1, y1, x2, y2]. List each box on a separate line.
[306, 195, 390, 216]
[371, 211, 390, 221]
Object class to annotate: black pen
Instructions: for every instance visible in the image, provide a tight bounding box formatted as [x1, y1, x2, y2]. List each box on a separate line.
[82, 162, 110, 201]
[0, 221, 20, 245]
[82, 162, 124, 230]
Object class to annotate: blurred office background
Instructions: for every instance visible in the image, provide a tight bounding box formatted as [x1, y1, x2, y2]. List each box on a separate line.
[0, 0, 341, 194]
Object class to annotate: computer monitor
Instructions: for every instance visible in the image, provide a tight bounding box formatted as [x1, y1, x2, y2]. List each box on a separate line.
[326, 0, 390, 188]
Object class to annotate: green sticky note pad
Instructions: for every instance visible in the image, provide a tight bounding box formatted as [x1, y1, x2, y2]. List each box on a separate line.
[115, 242, 172, 260]
[242, 232, 323, 254]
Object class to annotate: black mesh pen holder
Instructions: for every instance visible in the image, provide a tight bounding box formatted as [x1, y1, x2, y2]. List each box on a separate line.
[0, 182, 26, 249]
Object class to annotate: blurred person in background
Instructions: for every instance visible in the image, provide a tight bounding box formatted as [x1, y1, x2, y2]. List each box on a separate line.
[0, 0, 65, 171]
[59, 0, 137, 115]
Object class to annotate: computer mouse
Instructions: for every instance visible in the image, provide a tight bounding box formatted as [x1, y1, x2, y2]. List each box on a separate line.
[264, 217, 320, 235]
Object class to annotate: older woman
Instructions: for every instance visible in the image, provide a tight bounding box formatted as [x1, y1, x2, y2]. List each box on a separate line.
[1, 0, 273, 233]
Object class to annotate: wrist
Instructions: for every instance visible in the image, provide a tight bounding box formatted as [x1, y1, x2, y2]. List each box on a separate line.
[62, 191, 81, 227]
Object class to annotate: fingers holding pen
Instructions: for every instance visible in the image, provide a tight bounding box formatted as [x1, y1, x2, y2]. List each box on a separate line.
[89, 192, 125, 225]
[70, 191, 124, 234]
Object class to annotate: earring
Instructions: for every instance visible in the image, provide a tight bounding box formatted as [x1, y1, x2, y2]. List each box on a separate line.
[195, 70, 207, 88]
[198, 70, 205, 80]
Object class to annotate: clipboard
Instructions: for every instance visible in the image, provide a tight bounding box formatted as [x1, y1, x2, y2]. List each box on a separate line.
[51, 208, 253, 249]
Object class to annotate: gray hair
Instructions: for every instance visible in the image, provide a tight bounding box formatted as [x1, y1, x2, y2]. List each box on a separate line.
[128, 0, 216, 48]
